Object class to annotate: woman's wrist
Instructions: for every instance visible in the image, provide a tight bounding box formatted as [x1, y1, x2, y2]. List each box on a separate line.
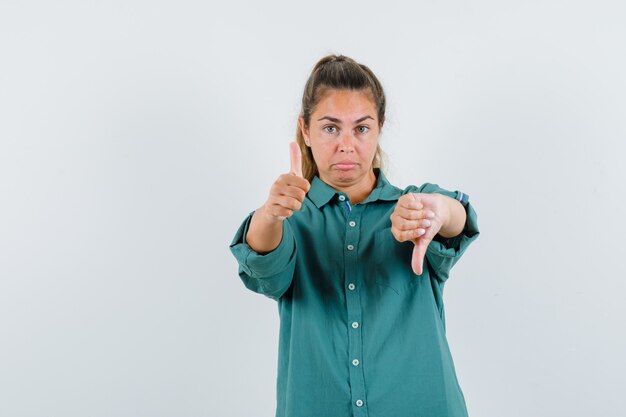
[437, 195, 466, 238]
[246, 205, 284, 254]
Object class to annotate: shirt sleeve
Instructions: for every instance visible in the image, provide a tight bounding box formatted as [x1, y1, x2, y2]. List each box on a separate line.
[228, 211, 297, 300]
[405, 183, 480, 282]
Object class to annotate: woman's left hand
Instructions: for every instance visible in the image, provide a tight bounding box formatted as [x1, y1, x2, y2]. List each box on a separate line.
[389, 193, 450, 275]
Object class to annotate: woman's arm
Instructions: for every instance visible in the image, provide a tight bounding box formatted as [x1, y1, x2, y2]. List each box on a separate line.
[438, 195, 467, 238]
[245, 206, 284, 254]
[246, 142, 310, 254]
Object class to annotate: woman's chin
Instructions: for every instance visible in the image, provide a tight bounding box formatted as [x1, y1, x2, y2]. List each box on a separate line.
[332, 169, 361, 183]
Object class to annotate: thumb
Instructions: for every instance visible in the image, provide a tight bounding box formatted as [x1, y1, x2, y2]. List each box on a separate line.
[411, 239, 426, 275]
[289, 141, 303, 178]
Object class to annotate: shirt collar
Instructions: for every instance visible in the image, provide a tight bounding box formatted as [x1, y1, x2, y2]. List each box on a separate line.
[308, 167, 402, 209]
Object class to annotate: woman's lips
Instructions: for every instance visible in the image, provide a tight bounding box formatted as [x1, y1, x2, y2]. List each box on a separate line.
[335, 162, 357, 171]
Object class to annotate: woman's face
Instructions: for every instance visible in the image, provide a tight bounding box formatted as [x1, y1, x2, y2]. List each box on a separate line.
[299, 89, 380, 189]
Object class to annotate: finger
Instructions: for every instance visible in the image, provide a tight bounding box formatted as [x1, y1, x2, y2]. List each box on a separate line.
[411, 238, 429, 275]
[274, 195, 303, 212]
[409, 192, 439, 209]
[279, 174, 311, 193]
[392, 217, 432, 232]
[266, 202, 294, 220]
[289, 141, 303, 178]
[278, 185, 307, 202]
[394, 206, 436, 221]
[393, 227, 427, 242]
[398, 194, 423, 209]
[409, 193, 424, 210]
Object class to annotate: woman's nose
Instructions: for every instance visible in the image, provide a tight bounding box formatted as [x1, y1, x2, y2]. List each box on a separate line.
[338, 131, 356, 152]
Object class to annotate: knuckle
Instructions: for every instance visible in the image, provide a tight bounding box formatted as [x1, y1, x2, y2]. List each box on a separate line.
[271, 183, 283, 195]
[284, 198, 297, 211]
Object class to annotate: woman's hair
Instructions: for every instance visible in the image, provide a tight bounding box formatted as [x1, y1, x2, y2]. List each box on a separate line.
[296, 54, 387, 182]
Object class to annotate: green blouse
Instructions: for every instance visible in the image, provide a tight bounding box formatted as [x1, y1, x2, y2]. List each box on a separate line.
[229, 168, 480, 417]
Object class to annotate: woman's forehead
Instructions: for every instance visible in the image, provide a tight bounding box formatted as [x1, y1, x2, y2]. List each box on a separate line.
[313, 89, 377, 121]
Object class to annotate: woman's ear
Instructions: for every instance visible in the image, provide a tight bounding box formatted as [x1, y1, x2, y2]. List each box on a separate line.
[298, 116, 311, 146]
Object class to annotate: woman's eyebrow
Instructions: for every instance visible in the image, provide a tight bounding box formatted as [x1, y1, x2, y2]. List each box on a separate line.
[317, 115, 374, 124]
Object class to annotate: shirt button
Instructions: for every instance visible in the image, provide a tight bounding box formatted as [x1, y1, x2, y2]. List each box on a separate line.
[348, 283, 355, 291]
[347, 244, 354, 251]
[339, 195, 346, 201]
[352, 359, 360, 366]
[351, 322, 359, 329]
[356, 399, 364, 407]
[349, 221, 356, 227]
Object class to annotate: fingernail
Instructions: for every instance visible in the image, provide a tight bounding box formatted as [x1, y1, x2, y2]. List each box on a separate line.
[423, 220, 431, 227]
[417, 228, 425, 235]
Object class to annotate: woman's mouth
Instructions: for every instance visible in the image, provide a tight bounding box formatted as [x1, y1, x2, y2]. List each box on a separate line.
[335, 162, 357, 171]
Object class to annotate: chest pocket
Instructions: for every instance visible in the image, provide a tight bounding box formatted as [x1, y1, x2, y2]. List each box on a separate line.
[374, 227, 419, 295]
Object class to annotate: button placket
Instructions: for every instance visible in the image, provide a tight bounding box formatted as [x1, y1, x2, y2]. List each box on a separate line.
[342, 203, 368, 415]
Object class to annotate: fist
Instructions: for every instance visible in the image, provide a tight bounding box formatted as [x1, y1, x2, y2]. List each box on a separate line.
[261, 141, 311, 222]
[390, 193, 448, 275]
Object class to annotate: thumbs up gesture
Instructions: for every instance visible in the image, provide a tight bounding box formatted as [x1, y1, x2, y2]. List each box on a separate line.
[389, 193, 448, 275]
[261, 141, 311, 222]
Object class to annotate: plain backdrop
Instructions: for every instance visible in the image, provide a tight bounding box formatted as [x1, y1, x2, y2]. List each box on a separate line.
[1, 1, 625, 416]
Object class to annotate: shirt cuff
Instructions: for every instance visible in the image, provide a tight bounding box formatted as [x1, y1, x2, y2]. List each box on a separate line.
[428, 194, 479, 256]
[229, 211, 296, 278]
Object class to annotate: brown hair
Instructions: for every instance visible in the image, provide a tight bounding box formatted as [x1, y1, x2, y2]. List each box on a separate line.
[296, 54, 387, 182]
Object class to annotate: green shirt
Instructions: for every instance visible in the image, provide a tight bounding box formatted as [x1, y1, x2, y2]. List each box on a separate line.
[229, 168, 480, 417]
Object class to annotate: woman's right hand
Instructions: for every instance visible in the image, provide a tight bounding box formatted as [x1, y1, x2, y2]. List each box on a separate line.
[259, 141, 311, 223]
[246, 142, 310, 253]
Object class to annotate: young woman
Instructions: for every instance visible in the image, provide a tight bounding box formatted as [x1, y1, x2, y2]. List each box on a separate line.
[229, 54, 480, 417]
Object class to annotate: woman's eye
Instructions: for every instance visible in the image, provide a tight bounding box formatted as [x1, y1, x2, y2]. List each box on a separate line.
[357, 126, 369, 134]
[323, 126, 337, 133]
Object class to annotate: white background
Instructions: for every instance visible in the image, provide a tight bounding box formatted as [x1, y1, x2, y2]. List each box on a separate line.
[1, 1, 625, 416]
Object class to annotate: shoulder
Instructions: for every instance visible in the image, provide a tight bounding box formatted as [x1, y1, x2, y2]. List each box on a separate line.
[401, 182, 458, 200]
[378, 171, 445, 197]
[402, 182, 473, 212]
